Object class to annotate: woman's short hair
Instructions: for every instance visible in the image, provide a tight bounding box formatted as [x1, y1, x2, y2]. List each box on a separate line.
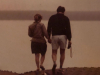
[34, 14, 42, 22]
[57, 6, 65, 13]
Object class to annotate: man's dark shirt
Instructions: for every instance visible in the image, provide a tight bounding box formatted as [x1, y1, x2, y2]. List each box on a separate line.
[47, 13, 72, 41]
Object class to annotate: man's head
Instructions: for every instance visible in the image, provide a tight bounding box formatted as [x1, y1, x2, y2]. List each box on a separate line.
[57, 6, 65, 13]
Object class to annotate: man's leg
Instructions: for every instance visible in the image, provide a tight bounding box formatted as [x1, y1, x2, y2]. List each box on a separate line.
[52, 49, 57, 75]
[51, 36, 59, 74]
[59, 35, 67, 69]
[35, 53, 40, 70]
[60, 49, 65, 69]
[52, 49, 57, 65]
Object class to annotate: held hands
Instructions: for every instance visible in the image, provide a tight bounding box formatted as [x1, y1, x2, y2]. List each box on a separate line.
[48, 39, 52, 43]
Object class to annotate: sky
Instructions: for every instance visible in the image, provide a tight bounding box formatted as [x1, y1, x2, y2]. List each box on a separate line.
[0, 0, 100, 11]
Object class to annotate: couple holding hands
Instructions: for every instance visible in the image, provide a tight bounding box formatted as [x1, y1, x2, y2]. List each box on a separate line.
[28, 6, 72, 75]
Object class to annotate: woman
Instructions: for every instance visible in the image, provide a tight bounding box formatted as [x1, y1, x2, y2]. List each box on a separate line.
[28, 14, 49, 73]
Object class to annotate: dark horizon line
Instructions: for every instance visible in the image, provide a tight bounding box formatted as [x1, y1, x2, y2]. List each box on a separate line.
[0, 11, 100, 20]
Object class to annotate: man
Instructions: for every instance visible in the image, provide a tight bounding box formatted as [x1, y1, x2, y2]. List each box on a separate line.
[47, 6, 72, 74]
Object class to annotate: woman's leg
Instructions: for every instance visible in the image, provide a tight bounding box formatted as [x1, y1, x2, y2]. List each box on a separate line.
[40, 43, 47, 70]
[40, 54, 45, 67]
[35, 53, 40, 70]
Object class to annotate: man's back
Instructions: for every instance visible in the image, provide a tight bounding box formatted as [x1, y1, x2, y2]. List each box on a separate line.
[47, 13, 71, 41]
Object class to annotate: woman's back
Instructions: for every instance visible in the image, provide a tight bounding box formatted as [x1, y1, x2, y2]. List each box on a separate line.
[28, 22, 48, 43]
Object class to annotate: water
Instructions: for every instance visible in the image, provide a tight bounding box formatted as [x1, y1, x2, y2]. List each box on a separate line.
[0, 20, 100, 73]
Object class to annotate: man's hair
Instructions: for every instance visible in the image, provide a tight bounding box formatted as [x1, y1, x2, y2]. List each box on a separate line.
[57, 6, 65, 13]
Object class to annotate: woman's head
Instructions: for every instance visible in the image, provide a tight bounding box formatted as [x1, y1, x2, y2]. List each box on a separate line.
[34, 14, 42, 22]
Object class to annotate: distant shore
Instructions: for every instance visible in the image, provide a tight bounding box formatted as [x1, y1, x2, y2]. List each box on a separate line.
[0, 11, 100, 20]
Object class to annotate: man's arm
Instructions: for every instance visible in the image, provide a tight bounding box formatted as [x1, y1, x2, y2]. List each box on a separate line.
[47, 17, 52, 43]
[66, 18, 72, 49]
[66, 18, 72, 41]
[47, 17, 52, 39]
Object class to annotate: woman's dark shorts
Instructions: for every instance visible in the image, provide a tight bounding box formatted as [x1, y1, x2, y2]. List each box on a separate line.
[31, 42, 47, 56]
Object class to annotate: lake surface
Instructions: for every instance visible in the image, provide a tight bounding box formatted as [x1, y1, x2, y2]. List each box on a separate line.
[0, 20, 100, 73]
